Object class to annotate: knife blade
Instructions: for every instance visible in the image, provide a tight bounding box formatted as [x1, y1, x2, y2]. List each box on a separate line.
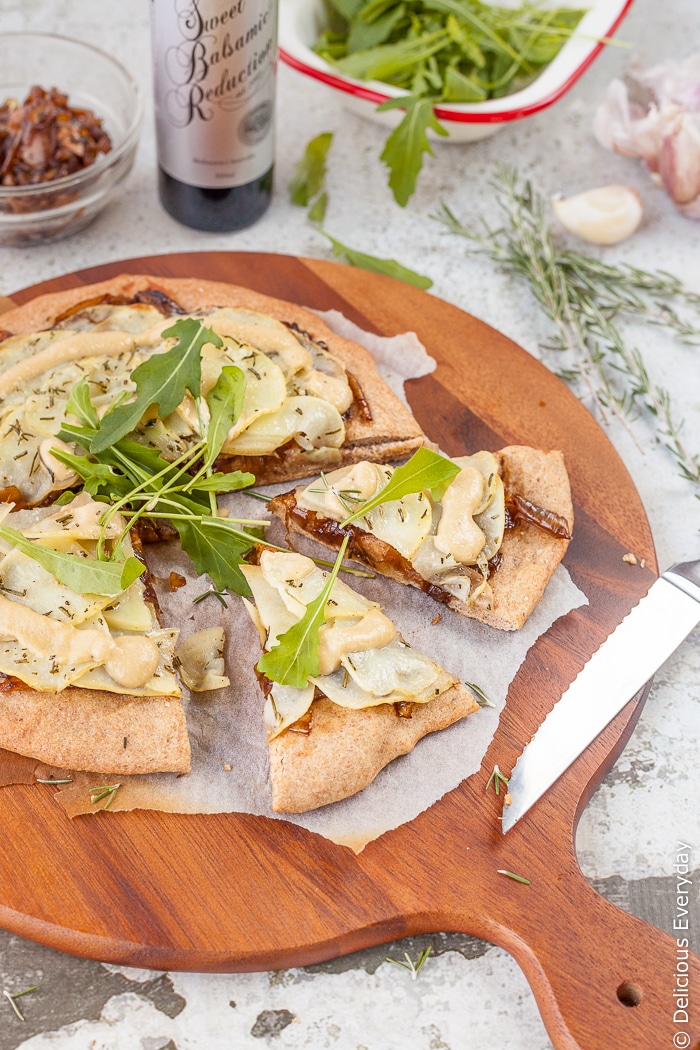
[502, 559, 700, 833]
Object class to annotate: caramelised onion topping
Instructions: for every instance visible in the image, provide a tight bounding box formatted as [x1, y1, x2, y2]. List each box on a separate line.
[505, 494, 571, 539]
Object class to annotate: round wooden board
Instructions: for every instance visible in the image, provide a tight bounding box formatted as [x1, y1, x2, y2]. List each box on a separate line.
[1, 253, 696, 1050]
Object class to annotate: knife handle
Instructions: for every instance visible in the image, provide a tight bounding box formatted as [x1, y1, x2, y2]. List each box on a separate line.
[663, 558, 700, 603]
[487, 867, 700, 1050]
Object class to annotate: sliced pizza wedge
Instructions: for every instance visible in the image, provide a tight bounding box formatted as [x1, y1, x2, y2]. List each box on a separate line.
[241, 549, 479, 812]
[269, 446, 574, 631]
[0, 493, 190, 774]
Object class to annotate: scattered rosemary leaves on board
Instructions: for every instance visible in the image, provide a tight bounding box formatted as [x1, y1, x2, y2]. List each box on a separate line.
[88, 783, 121, 810]
[36, 777, 73, 785]
[498, 869, 531, 884]
[466, 681, 494, 707]
[3, 986, 38, 1021]
[485, 763, 510, 795]
[386, 945, 433, 979]
[434, 168, 700, 495]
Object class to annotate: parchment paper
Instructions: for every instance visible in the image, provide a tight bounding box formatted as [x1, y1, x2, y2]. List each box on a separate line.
[44, 316, 588, 850]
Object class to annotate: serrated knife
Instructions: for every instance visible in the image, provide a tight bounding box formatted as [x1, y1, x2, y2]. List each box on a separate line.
[502, 559, 700, 833]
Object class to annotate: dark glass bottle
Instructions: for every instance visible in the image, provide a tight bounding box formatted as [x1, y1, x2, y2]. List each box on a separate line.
[151, 0, 277, 232]
[157, 165, 273, 232]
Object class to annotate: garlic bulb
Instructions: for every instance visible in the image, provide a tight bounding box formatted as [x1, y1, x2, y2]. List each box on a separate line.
[552, 185, 643, 245]
[593, 55, 700, 219]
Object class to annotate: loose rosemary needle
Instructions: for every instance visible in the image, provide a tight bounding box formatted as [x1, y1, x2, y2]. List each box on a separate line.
[434, 168, 700, 495]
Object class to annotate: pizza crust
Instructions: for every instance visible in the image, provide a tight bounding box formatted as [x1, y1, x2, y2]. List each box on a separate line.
[268, 683, 480, 813]
[0, 684, 190, 774]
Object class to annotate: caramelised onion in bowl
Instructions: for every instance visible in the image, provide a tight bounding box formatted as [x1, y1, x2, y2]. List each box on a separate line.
[0, 33, 142, 246]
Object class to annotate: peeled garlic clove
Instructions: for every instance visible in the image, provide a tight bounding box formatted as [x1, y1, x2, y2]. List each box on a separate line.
[552, 185, 643, 245]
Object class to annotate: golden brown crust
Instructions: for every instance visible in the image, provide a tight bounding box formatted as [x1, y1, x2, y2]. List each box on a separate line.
[0, 274, 426, 485]
[269, 684, 480, 813]
[271, 445, 574, 631]
[0, 685, 190, 774]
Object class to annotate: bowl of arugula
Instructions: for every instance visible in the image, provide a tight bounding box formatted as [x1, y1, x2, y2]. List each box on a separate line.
[280, 0, 635, 169]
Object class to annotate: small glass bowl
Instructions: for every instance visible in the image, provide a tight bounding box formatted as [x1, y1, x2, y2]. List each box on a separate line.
[0, 33, 143, 246]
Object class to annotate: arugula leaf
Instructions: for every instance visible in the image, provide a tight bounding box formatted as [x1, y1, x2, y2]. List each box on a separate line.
[90, 318, 222, 454]
[335, 30, 450, 80]
[347, 2, 407, 54]
[308, 191, 328, 225]
[327, 0, 364, 22]
[58, 369, 263, 597]
[187, 471, 255, 493]
[377, 95, 448, 207]
[66, 376, 99, 428]
[290, 132, 334, 207]
[257, 536, 349, 688]
[340, 447, 460, 525]
[203, 365, 246, 471]
[50, 448, 133, 501]
[318, 228, 433, 289]
[174, 517, 262, 596]
[442, 66, 487, 102]
[0, 525, 145, 596]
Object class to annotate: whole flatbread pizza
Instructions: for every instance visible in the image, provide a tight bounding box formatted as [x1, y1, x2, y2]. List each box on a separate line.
[0, 274, 572, 813]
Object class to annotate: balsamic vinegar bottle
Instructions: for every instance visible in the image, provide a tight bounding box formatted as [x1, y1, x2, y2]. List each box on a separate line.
[151, 0, 277, 232]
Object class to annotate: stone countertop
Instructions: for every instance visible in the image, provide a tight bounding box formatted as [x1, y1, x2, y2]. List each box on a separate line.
[0, 0, 698, 1048]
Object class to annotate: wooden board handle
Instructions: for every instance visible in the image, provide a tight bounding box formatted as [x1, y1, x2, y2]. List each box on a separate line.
[486, 868, 699, 1050]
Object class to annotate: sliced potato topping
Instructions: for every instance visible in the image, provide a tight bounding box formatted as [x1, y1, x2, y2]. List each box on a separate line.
[298, 462, 432, 560]
[297, 451, 507, 596]
[0, 496, 180, 696]
[242, 550, 457, 740]
[0, 303, 354, 506]
[174, 626, 230, 692]
[224, 395, 345, 457]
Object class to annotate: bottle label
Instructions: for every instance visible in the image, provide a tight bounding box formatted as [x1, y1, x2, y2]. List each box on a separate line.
[152, 0, 276, 189]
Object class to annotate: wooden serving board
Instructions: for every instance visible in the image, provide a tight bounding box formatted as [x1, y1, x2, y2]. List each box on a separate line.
[0, 252, 697, 1050]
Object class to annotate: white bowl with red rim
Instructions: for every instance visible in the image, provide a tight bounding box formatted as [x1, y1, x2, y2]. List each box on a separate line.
[279, 0, 636, 142]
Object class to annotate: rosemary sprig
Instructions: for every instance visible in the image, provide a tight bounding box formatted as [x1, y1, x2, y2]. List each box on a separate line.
[3, 986, 38, 1021]
[434, 168, 700, 494]
[485, 763, 509, 795]
[386, 946, 433, 980]
[88, 784, 121, 810]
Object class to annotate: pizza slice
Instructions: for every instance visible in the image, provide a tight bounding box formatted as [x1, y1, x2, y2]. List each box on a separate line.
[269, 446, 574, 631]
[0, 493, 190, 774]
[241, 547, 480, 812]
[0, 275, 425, 508]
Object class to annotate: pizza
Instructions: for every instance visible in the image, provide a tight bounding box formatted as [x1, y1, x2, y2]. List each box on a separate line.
[0, 492, 190, 774]
[269, 446, 574, 631]
[241, 548, 480, 812]
[0, 273, 572, 813]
